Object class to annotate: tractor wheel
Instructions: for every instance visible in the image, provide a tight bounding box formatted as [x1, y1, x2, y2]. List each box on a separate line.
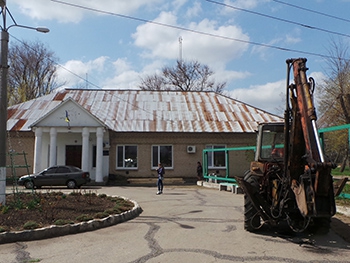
[309, 217, 331, 235]
[243, 172, 262, 232]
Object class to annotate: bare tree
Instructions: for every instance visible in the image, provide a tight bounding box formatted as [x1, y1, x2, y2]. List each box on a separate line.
[139, 74, 166, 91]
[139, 60, 226, 93]
[318, 39, 350, 164]
[7, 40, 61, 106]
[318, 39, 350, 126]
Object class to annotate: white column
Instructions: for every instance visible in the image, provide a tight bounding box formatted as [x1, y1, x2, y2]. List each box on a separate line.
[33, 127, 43, 173]
[81, 127, 89, 172]
[95, 127, 103, 182]
[49, 127, 57, 167]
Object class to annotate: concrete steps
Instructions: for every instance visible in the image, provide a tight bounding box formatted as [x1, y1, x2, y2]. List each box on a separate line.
[127, 177, 186, 186]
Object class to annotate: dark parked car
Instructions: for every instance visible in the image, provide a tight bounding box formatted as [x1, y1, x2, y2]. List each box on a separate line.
[18, 165, 91, 189]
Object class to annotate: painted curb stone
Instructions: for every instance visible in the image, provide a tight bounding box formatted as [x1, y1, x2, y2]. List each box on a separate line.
[0, 196, 143, 244]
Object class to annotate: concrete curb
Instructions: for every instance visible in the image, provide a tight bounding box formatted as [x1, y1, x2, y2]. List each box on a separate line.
[337, 205, 350, 217]
[0, 196, 143, 244]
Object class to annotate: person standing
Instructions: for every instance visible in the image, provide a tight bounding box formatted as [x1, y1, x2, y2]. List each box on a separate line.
[156, 163, 165, 195]
[197, 161, 203, 180]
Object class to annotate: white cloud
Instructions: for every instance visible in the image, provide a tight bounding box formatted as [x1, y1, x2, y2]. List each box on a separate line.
[57, 57, 144, 89]
[56, 57, 108, 86]
[214, 70, 251, 84]
[141, 60, 167, 74]
[251, 31, 301, 61]
[285, 28, 302, 45]
[185, 19, 249, 66]
[133, 11, 179, 58]
[102, 70, 140, 90]
[172, 0, 188, 11]
[310, 71, 326, 85]
[309, 71, 327, 106]
[229, 79, 285, 115]
[285, 35, 301, 45]
[133, 11, 249, 68]
[228, 71, 327, 115]
[102, 58, 140, 89]
[186, 1, 202, 18]
[12, 0, 163, 23]
[55, 54, 251, 91]
[112, 58, 132, 75]
[12, 0, 83, 23]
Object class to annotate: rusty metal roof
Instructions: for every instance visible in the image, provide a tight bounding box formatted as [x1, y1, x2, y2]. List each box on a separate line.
[7, 89, 283, 133]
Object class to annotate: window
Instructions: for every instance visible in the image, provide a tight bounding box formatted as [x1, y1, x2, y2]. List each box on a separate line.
[44, 167, 57, 174]
[152, 145, 173, 168]
[116, 145, 138, 169]
[206, 145, 226, 168]
[260, 125, 284, 159]
[56, 167, 70, 173]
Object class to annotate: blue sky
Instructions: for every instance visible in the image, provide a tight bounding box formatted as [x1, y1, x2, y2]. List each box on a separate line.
[6, 0, 350, 115]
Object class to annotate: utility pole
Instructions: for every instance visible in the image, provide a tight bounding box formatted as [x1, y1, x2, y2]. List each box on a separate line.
[0, 1, 8, 205]
[0, 0, 49, 204]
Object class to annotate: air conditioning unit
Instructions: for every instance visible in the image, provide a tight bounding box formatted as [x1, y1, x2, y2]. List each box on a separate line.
[187, 145, 196, 153]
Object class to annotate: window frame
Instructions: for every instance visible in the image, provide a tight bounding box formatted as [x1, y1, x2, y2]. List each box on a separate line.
[151, 145, 173, 169]
[206, 144, 227, 169]
[116, 145, 138, 170]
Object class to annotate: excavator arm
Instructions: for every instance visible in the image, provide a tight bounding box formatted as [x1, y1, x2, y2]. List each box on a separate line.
[288, 58, 324, 162]
[287, 58, 336, 217]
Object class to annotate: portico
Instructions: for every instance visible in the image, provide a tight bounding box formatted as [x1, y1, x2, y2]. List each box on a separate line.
[30, 98, 109, 182]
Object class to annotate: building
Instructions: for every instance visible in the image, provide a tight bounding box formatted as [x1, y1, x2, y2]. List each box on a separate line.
[7, 89, 283, 183]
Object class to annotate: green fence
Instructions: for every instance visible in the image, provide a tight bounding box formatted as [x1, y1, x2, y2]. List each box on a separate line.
[202, 124, 350, 188]
[319, 123, 350, 154]
[202, 146, 256, 183]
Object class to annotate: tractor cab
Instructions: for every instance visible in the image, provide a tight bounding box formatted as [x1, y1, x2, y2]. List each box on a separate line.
[255, 122, 285, 162]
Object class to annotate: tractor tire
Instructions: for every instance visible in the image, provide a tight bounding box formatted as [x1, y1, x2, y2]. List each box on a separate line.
[243, 171, 262, 232]
[307, 183, 334, 234]
[309, 217, 331, 235]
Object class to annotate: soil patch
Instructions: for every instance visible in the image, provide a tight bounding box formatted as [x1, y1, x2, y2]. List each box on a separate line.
[0, 191, 134, 232]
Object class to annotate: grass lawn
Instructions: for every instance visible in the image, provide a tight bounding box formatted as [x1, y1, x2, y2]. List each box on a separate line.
[332, 166, 350, 177]
[332, 167, 350, 206]
[332, 167, 350, 193]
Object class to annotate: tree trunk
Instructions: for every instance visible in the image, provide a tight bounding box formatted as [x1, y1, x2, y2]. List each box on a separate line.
[340, 153, 348, 172]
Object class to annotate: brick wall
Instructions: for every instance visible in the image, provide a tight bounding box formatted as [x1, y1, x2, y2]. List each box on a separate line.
[109, 131, 256, 179]
[6, 130, 257, 180]
[6, 131, 35, 179]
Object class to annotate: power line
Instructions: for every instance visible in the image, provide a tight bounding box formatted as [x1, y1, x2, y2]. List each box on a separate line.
[9, 35, 164, 119]
[205, 0, 350, 39]
[50, 0, 344, 61]
[272, 0, 350, 24]
[10, 34, 101, 90]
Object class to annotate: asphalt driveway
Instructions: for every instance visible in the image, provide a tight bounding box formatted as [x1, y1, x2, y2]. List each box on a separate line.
[1, 185, 350, 263]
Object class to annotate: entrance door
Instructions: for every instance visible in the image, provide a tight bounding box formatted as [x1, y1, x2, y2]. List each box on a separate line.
[66, 145, 82, 168]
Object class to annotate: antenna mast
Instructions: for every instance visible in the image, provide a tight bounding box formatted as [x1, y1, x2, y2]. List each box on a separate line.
[179, 36, 183, 63]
